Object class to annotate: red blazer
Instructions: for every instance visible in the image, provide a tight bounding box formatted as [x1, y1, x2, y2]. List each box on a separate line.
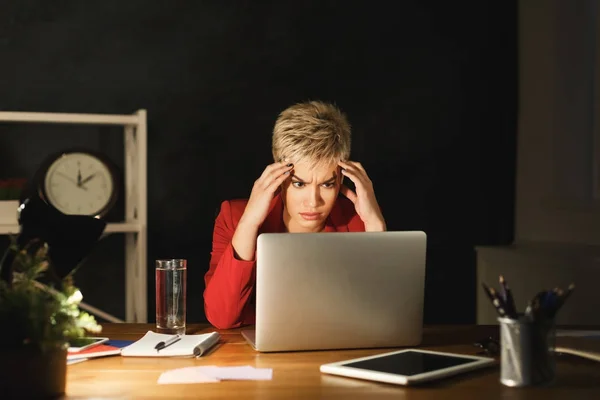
[204, 193, 365, 329]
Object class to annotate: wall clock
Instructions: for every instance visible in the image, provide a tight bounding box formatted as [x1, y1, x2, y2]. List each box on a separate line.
[35, 149, 120, 218]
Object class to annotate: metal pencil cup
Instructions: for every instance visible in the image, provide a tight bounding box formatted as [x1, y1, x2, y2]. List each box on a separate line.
[498, 316, 556, 387]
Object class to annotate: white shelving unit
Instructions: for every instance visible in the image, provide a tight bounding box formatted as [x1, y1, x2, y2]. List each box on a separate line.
[0, 110, 148, 323]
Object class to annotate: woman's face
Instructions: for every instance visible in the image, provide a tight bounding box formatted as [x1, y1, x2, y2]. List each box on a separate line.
[280, 160, 341, 232]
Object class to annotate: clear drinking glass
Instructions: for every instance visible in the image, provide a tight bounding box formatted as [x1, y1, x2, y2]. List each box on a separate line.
[155, 259, 187, 335]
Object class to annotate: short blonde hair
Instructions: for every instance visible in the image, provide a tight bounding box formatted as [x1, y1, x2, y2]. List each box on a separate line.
[272, 100, 351, 168]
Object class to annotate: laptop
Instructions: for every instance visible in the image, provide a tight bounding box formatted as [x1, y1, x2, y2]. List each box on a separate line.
[241, 230, 427, 352]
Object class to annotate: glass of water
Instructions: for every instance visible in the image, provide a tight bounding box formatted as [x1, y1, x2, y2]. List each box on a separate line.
[155, 259, 187, 335]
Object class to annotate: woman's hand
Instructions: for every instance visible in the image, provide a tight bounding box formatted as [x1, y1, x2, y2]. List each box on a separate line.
[338, 160, 386, 232]
[232, 161, 293, 261]
[239, 161, 293, 230]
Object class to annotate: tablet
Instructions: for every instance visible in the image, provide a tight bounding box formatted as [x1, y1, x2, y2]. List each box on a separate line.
[320, 349, 496, 385]
[68, 337, 109, 352]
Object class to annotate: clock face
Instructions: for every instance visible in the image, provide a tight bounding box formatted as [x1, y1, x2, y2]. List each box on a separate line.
[43, 152, 115, 217]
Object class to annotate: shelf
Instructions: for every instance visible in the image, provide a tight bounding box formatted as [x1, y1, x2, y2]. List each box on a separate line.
[0, 111, 140, 126]
[0, 221, 142, 235]
[0, 109, 148, 323]
[104, 222, 143, 233]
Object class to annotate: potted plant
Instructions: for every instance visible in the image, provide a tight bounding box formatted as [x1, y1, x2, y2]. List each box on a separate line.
[0, 236, 102, 398]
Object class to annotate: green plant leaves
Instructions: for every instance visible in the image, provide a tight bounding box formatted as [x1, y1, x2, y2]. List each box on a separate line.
[0, 236, 102, 353]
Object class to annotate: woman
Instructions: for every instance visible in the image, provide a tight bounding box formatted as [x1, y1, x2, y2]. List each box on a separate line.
[204, 100, 386, 329]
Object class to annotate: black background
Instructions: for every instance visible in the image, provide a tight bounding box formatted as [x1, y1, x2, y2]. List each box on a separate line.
[0, 0, 517, 324]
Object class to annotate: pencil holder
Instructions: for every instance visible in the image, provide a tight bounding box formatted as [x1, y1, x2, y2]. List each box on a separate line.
[498, 316, 556, 387]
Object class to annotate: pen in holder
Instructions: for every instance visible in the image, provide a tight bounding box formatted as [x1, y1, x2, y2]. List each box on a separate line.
[482, 277, 574, 388]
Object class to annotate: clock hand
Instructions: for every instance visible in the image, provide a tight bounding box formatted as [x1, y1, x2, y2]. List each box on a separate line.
[56, 172, 88, 191]
[80, 172, 97, 186]
[77, 164, 82, 186]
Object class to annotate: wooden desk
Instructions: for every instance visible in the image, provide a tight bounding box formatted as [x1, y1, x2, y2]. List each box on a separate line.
[64, 323, 600, 399]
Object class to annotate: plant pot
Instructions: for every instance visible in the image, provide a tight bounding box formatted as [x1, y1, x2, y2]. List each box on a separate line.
[0, 347, 67, 398]
[0, 200, 20, 225]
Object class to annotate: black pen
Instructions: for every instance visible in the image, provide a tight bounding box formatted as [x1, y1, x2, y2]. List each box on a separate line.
[481, 283, 507, 318]
[155, 334, 181, 352]
[552, 283, 575, 316]
[525, 290, 547, 321]
[499, 275, 517, 318]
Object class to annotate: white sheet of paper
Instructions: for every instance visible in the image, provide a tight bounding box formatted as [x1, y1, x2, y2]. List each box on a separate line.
[157, 366, 273, 384]
[157, 367, 220, 384]
[197, 366, 273, 380]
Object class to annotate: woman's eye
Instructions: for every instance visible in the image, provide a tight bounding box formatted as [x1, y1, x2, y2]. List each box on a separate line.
[292, 181, 304, 188]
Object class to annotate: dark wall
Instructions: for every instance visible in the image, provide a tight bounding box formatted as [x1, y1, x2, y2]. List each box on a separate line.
[0, 1, 517, 324]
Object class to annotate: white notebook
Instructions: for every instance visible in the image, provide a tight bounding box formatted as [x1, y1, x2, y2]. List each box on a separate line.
[121, 331, 221, 357]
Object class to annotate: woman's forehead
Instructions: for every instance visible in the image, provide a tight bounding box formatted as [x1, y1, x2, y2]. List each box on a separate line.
[292, 160, 338, 179]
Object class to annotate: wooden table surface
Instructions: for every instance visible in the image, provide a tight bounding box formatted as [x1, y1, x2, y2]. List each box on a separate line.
[63, 323, 600, 399]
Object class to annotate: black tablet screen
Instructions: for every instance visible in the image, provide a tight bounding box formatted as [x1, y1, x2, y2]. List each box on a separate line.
[342, 351, 475, 376]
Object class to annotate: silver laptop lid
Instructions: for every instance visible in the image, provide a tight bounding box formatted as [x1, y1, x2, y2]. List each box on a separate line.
[252, 231, 427, 352]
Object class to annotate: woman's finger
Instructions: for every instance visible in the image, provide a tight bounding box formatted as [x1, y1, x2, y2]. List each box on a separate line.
[349, 161, 366, 173]
[267, 167, 292, 192]
[259, 161, 291, 178]
[268, 163, 293, 184]
[340, 167, 363, 189]
[340, 184, 358, 204]
[260, 162, 293, 186]
[339, 161, 366, 180]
